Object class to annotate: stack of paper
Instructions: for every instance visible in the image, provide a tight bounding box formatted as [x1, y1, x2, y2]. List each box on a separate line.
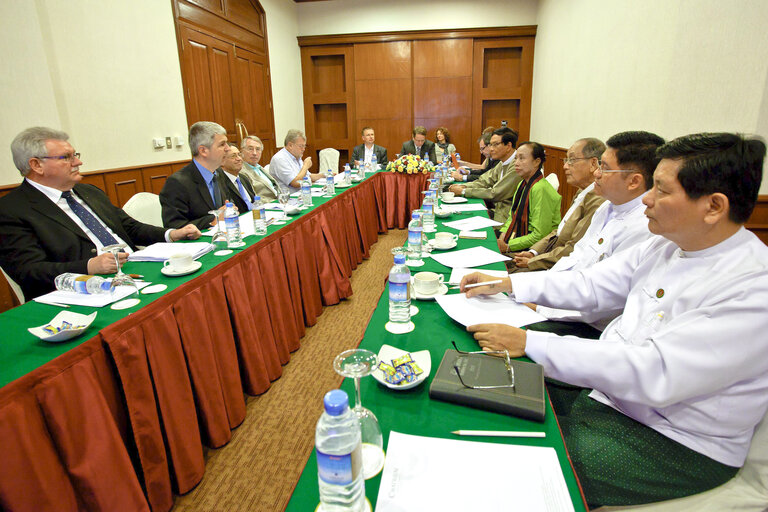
[129, 242, 213, 262]
[435, 293, 546, 328]
[442, 216, 502, 231]
[446, 203, 488, 212]
[430, 246, 510, 268]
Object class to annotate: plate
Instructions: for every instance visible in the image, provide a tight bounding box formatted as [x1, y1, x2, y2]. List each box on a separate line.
[161, 260, 202, 277]
[284, 206, 301, 215]
[429, 240, 457, 251]
[28, 311, 97, 343]
[434, 208, 453, 218]
[442, 196, 468, 204]
[111, 298, 141, 310]
[141, 283, 167, 294]
[372, 344, 431, 390]
[411, 282, 448, 300]
[335, 183, 351, 188]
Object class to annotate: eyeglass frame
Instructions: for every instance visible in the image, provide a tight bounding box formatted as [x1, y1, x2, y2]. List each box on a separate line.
[451, 341, 515, 390]
[37, 152, 81, 163]
[596, 161, 637, 174]
[561, 156, 594, 165]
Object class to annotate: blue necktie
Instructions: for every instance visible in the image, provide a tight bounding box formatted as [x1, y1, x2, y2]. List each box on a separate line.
[211, 173, 223, 208]
[61, 190, 119, 247]
[236, 177, 252, 210]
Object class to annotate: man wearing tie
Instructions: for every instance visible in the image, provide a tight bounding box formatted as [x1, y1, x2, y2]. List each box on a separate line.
[239, 135, 277, 202]
[218, 144, 255, 212]
[400, 126, 437, 164]
[0, 127, 200, 300]
[352, 127, 388, 168]
[160, 121, 231, 229]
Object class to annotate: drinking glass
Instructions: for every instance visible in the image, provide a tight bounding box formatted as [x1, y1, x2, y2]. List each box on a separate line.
[208, 209, 227, 248]
[274, 187, 290, 225]
[333, 348, 385, 479]
[102, 243, 140, 298]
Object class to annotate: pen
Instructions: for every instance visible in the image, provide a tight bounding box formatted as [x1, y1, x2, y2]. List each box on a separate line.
[452, 430, 545, 438]
[127, 274, 144, 279]
[450, 279, 504, 290]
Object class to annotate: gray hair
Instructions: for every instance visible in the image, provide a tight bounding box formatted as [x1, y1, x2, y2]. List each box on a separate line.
[11, 127, 70, 176]
[188, 121, 226, 157]
[241, 135, 263, 150]
[284, 129, 306, 146]
[576, 137, 606, 159]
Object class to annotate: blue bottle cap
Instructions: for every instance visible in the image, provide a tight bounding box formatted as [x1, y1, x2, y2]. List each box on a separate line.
[412, 211, 421, 219]
[253, 195, 261, 201]
[394, 253, 406, 265]
[323, 389, 350, 416]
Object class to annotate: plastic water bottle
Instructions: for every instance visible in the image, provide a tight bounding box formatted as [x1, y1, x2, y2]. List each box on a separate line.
[301, 176, 313, 208]
[54, 273, 111, 294]
[371, 153, 378, 171]
[224, 200, 244, 248]
[326, 169, 335, 196]
[428, 178, 441, 210]
[252, 195, 268, 236]
[406, 211, 423, 265]
[388, 253, 411, 324]
[422, 191, 435, 231]
[316, 389, 366, 512]
[344, 164, 351, 186]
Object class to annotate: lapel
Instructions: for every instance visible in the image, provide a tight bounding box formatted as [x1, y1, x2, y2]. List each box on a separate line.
[240, 174, 255, 198]
[22, 181, 91, 243]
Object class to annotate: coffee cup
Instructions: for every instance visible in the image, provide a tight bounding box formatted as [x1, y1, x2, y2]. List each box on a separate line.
[413, 271, 444, 295]
[163, 253, 194, 272]
[442, 191, 455, 201]
[433, 232, 458, 248]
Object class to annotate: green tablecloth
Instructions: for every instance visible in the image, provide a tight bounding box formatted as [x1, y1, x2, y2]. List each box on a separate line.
[285, 202, 587, 511]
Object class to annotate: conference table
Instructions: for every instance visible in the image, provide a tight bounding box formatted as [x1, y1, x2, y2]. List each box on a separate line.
[0, 169, 586, 511]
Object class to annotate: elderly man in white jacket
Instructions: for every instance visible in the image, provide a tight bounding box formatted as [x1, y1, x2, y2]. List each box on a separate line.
[460, 132, 768, 508]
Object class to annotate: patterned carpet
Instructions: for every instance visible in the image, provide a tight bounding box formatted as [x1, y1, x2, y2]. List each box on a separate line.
[172, 229, 407, 511]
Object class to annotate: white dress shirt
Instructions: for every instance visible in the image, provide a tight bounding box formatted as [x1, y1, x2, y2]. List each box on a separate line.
[269, 147, 303, 192]
[364, 145, 374, 164]
[511, 228, 768, 467]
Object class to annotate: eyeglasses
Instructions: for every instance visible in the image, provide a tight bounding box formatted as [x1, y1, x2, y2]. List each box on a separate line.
[562, 156, 593, 165]
[244, 147, 263, 153]
[292, 143, 307, 149]
[597, 161, 635, 173]
[451, 341, 515, 390]
[37, 153, 81, 162]
[488, 141, 504, 148]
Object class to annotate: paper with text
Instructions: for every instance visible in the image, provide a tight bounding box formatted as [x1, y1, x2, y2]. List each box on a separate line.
[435, 292, 546, 328]
[430, 246, 510, 268]
[442, 216, 502, 231]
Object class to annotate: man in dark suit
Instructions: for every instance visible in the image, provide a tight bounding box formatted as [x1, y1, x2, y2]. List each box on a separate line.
[400, 126, 437, 164]
[351, 127, 388, 168]
[218, 143, 256, 212]
[160, 121, 231, 229]
[0, 127, 200, 299]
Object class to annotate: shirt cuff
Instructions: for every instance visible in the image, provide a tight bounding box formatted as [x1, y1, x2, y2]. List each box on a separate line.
[529, 249, 539, 256]
[164, 229, 173, 243]
[523, 329, 550, 366]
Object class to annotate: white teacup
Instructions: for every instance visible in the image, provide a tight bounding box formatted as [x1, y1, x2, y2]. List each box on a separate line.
[433, 232, 458, 248]
[163, 253, 194, 272]
[442, 191, 455, 201]
[413, 271, 444, 295]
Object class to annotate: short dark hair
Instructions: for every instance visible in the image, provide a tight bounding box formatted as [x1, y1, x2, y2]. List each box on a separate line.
[656, 133, 766, 223]
[518, 141, 546, 170]
[361, 126, 374, 136]
[576, 137, 605, 159]
[412, 126, 427, 137]
[605, 131, 666, 190]
[492, 127, 519, 148]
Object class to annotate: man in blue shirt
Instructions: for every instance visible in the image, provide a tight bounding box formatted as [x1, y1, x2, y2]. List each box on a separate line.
[269, 129, 322, 192]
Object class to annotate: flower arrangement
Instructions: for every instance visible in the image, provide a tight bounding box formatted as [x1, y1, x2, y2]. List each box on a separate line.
[386, 154, 432, 174]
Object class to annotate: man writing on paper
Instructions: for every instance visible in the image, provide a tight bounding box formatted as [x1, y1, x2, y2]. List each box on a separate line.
[239, 135, 278, 202]
[447, 127, 520, 224]
[460, 133, 768, 507]
[217, 144, 255, 213]
[352, 127, 388, 169]
[0, 127, 200, 300]
[509, 138, 605, 271]
[160, 121, 231, 229]
[400, 126, 437, 164]
[270, 129, 322, 192]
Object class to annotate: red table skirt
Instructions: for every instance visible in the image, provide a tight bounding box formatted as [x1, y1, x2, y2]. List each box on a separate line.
[0, 171, 428, 512]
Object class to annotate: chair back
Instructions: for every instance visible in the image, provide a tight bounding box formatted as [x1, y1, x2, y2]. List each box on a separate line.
[545, 172, 560, 191]
[123, 192, 163, 227]
[319, 148, 340, 174]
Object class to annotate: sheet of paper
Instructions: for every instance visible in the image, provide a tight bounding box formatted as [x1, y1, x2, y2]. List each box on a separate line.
[442, 216, 502, 231]
[430, 246, 510, 268]
[448, 267, 509, 285]
[34, 281, 152, 308]
[376, 431, 574, 512]
[458, 230, 487, 239]
[435, 292, 546, 328]
[446, 203, 488, 212]
[129, 242, 212, 261]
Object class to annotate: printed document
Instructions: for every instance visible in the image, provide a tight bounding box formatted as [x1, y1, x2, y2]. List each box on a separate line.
[435, 292, 546, 328]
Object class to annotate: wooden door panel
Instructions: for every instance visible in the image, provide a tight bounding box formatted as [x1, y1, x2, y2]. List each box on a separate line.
[413, 39, 472, 78]
[356, 119, 415, 162]
[183, 38, 215, 122]
[104, 170, 143, 208]
[355, 79, 411, 119]
[413, 77, 472, 118]
[354, 41, 411, 80]
[209, 47, 236, 138]
[142, 165, 172, 195]
[79, 173, 106, 192]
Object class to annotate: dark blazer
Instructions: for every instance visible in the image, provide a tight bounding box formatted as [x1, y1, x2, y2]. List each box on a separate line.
[0, 180, 167, 299]
[160, 161, 218, 229]
[218, 170, 255, 213]
[400, 139, 437, 164]
[351, 144, 388, 166]
[466, 158, 499, 182]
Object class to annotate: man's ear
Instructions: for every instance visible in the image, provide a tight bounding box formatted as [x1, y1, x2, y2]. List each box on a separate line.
[627, 172, 645, 191]
[703, 192, 730, 225]
[27, 157, 44, 177]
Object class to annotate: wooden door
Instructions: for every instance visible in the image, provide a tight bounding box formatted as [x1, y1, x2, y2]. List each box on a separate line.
[233, 46, 277, 160]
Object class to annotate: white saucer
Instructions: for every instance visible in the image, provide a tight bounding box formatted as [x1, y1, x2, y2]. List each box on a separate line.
[430, 240, 457, 250]
[442, 197, 468, 204]
[423, 226, 437, 233]
[411, 283, 448, 300]
[435, 208, 453, 218]
[405, 259, 424, 267]
[161, 260, 202, 277]
[372, 344, 431, 390]
[385, 320, 415, 334]
[140, 284, 167, 294]
[214, 249, 233, 256]
[335, 183, 352, 188]
[110, 298, 141, 310]
[362, 443, 385, 479]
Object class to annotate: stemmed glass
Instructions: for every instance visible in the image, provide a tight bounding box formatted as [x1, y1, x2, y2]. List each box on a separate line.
[274, 186, 290, 225]
[333, 348, 385, 479]
[208, 209, 227, 248]
[102, 243, 140, 302]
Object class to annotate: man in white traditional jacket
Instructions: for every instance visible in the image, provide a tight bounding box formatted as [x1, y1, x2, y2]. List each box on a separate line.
[460, 132, 768, 508]
[535, 131, 664, 331]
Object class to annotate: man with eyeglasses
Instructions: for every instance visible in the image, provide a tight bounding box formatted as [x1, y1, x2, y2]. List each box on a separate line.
[217, 144, 255, 213]
[400, 126, 436, 164]
[451, 127, 498, 183]
[270, 129, 322, 192]
[447, 127, 520, 224]
[239, 135, 278, 202]
[510, 138, 606, 271]
[460, 132, 768, 507]
[0, 127, 201, 300]
[160, 121, 232, 229]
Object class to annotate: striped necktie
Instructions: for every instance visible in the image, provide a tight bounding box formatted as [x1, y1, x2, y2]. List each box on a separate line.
[61, 190, 119, 247]
[236, 177, 252, 210]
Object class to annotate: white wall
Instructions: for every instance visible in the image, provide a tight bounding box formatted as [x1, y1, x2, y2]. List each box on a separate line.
[297, 0, 538, 35]
[531, 0, 768, 193]
[0, 0, 190, 186]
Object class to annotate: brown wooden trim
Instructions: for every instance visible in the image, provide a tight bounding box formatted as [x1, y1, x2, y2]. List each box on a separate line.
[297, 26, 537, 47]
